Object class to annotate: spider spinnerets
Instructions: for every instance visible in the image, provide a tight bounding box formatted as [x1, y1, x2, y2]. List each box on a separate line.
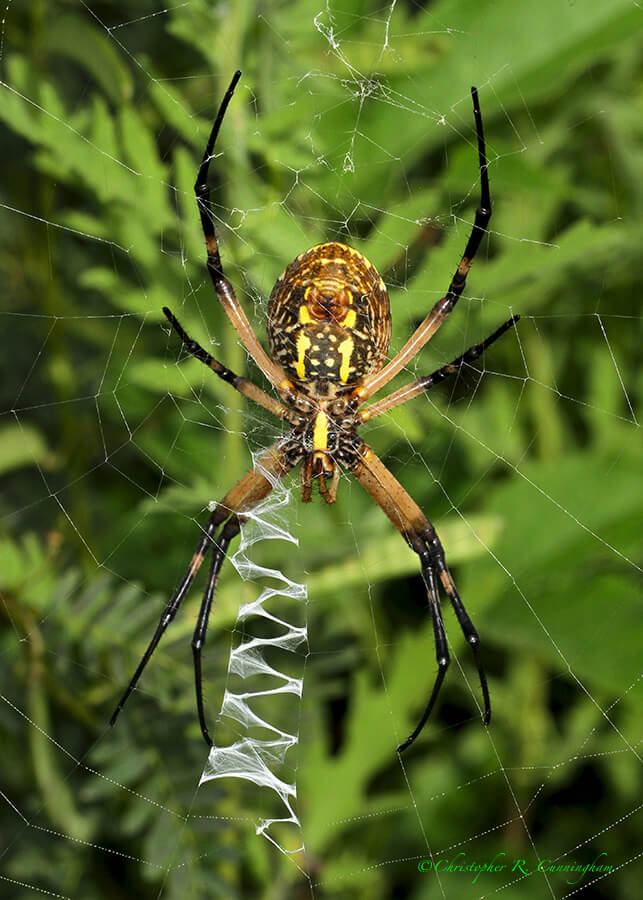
[110, 70, 519, 754]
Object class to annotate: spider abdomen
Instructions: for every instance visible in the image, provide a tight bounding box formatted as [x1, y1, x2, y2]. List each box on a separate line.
[267, 242, 391, 387]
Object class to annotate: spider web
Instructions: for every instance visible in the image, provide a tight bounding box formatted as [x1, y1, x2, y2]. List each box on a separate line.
[1, 1, 641, 898]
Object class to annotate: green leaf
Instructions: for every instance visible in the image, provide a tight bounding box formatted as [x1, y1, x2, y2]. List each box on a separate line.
[47, 14, 133, 104]
[0, 423, 52, 475]
[462, 452, 642, 693]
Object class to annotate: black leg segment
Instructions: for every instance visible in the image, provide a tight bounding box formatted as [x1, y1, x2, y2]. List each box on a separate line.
[397, 565, 450, 753]
[194, 70, 242, 281]
[110, 512, 220, 729]
[191, 521, 238, 746]
[420, 315, 520, 392]
[441, 87, 493, 313]
[398, 528, 491, 753]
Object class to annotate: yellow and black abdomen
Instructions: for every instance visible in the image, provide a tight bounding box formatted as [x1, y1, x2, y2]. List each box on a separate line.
[267, 242, 391, 387]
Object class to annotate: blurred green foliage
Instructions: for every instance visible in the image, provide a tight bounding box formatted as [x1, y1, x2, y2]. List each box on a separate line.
[0, 1, 641, 898]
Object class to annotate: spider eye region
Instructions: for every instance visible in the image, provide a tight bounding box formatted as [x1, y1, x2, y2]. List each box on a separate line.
[267, 242, 391, 387]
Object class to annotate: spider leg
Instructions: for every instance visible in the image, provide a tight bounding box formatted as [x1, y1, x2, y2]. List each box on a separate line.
[163, 306, 289, 421]
[320, 462, 341, 504]
[195, 71, 294, 399]
[300, 455, 313, 503]
[360, 315, 519, 422]
[360, 87, 492, 402]
[425, 529, 491, 726]
[109, 513, 219, 727]
[352, 443, 490, 752]
[110, 442, 295, 741]
[191, 523, 236, 745]
[397, 566, 449, 753]
[194, 70, 242, 259]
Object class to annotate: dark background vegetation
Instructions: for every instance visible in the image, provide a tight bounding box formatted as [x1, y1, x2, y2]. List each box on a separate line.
[0, 1, 641, 898]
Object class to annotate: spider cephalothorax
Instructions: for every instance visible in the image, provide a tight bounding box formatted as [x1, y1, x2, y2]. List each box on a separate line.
[280, 385, 363, 504]
[111, 71, 519, 754]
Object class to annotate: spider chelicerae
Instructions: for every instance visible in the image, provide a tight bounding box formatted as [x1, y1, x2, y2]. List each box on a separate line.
[110, 71, 519, 754]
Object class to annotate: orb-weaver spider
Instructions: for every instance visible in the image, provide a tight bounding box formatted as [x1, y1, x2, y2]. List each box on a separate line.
[110, 71, 519, 754]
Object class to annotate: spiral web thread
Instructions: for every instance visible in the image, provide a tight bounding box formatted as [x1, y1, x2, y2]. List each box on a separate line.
[200, 459, 308, 860]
